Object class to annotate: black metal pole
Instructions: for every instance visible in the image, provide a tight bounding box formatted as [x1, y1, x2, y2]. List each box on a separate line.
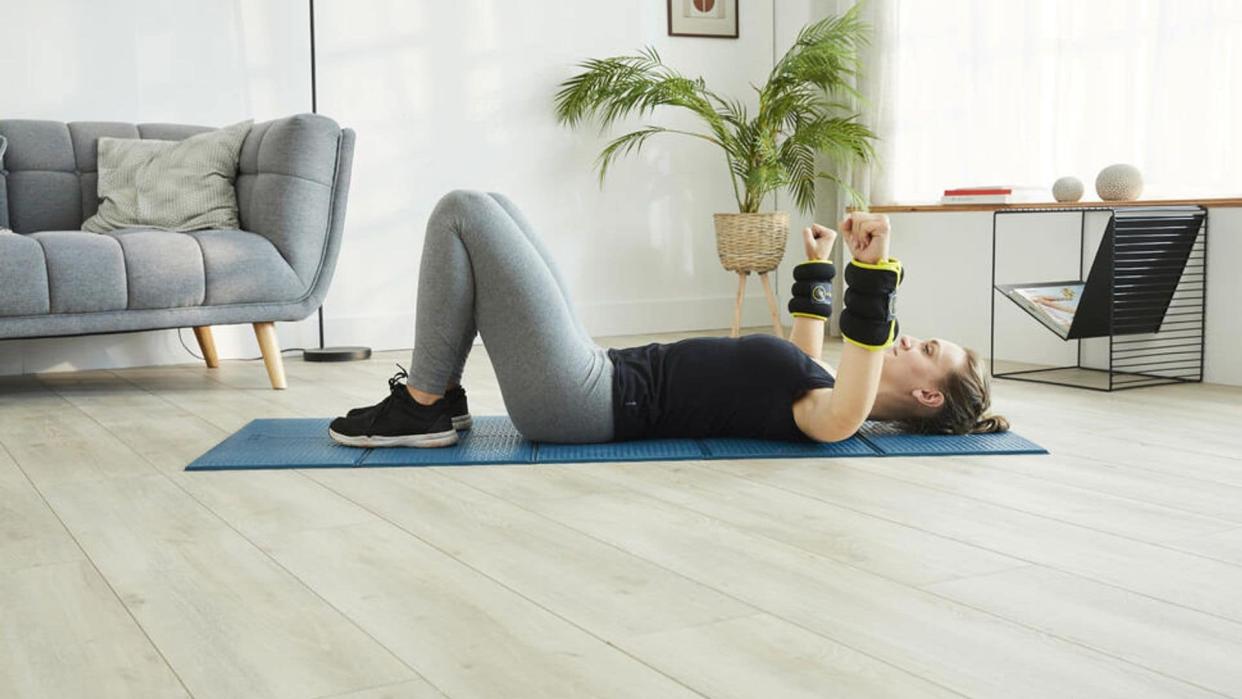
[310, 0, 317, 114]
[1076, 210, 1084, 369]
[990, 210, 997, 377]
[312, 0, 323, 350]
[1107, 208, 1116, 391]
[1198, 206, 1208, 382]
[303, 0, 370, 362]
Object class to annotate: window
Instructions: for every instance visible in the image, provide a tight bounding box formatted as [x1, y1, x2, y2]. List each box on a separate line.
[878, 0, 1242, 202]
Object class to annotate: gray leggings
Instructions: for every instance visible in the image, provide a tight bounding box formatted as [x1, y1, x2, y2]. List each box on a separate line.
[408, 190, 615, 443]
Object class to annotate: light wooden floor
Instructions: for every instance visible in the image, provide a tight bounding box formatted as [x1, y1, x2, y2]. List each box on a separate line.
[2, 327, 1241, 699]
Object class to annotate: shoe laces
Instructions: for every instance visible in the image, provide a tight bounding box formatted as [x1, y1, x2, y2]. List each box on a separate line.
[366, 364, 411, 431]
[387, 365, 409, 393]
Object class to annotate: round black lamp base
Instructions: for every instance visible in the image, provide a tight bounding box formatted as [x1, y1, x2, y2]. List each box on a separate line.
[303, 346, 372, 362]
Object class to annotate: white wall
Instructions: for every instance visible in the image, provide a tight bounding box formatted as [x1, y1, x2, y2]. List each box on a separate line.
[1, 0, 828, 376]
[313, 0, 815, 352]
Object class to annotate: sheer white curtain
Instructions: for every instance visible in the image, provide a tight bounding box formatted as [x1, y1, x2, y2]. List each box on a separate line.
[819, 0, 901, 334]
[821, 0, 901, 213]
[866, 0, 1242, 203]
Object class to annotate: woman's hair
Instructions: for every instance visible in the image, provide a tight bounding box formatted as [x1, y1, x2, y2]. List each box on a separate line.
[899, 347, 1010, 435]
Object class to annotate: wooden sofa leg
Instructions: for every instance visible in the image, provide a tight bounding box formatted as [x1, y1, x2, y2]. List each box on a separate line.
[252, 322, 287, 390]
[192, 326, 219, 368]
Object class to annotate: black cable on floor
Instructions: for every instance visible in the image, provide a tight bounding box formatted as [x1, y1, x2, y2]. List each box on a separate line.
[176, 327, 306, 362]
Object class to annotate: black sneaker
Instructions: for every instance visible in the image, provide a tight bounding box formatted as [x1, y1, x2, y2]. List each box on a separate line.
[444, 385, 473, 431]
[346, 377, 472, 431]
[329, 368, 459, 448]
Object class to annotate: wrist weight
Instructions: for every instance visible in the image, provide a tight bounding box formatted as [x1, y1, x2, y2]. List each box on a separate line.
[840, 258, 902, 350]
[787, 260, 835, 321]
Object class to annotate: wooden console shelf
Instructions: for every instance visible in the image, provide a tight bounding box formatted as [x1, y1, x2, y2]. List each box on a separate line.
[853, 197, 1242, 213]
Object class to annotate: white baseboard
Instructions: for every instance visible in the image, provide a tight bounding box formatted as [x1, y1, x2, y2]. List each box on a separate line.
[0, 294, 788, 375]
[7, 291, 1240, 386]
[316, 293, 788, 352]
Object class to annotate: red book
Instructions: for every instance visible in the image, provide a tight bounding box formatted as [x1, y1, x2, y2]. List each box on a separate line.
[944, 187, 1013, 195]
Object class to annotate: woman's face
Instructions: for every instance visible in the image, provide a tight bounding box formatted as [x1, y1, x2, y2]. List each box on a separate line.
[881, 334, 968, 409]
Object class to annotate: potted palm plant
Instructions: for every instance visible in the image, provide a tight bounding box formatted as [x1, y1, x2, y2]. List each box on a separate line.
[555, 6, 877, 336]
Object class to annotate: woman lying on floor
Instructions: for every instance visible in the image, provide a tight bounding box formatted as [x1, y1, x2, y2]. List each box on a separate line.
[329, 190, 1008, 448]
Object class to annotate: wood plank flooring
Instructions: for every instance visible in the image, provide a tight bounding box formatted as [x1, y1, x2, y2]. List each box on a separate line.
[1, 327, 1240, 698]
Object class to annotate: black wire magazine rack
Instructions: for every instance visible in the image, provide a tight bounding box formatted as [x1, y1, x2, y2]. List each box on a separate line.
[990, 204, 1207, 391]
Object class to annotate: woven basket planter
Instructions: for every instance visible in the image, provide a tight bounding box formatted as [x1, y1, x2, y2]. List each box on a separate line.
[713, 212, 789, 337]
[713, 212, 789, 274]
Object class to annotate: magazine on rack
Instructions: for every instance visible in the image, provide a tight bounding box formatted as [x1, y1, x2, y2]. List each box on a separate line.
[996, 281, 1085, 340]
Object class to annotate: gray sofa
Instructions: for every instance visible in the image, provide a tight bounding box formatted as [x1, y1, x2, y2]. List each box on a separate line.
[0, 113, 355, 388]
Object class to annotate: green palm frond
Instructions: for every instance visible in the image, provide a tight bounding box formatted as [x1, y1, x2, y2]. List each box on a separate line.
[764, 5, 869, 100]
[594, 127, 666, 185]
[555, 47, 724, 135]
[817, 171, 869, 211]
[555, 3, 877, 215]
[788, 115, 877, 164]
[782, 140, 819, 214]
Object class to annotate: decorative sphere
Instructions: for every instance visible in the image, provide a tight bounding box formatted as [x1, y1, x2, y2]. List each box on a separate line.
[1095, 163, 1143, 201]
[1052, 176, 1084, 202]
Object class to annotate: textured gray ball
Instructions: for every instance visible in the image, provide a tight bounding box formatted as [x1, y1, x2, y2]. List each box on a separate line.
[1095, 163, 1143, 201]
[1052, 176, 1084, 202]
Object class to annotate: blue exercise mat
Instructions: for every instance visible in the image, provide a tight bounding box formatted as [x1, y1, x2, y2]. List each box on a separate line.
[188, 418, 364, 470]
[359, 415, 535, 467]
[186, 415, 1045, 471]
[700, 435, 877, 459]
[536, 438, 707, 464]
[857, 421, 1047, 456]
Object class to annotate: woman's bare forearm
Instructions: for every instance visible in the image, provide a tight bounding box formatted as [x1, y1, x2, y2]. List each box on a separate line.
[823, 341, 884, 433]
[788, 315, 825, 359]
[806, 211, 894, 441]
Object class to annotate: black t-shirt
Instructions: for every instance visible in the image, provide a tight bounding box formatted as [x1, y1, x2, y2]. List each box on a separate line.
[607, 334, 837, 442]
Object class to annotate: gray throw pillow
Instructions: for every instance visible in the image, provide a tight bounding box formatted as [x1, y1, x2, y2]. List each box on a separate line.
[83, 119, 252, 232]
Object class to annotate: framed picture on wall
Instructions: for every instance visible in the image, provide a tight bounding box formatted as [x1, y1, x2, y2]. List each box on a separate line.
[667, 0, 739, 38]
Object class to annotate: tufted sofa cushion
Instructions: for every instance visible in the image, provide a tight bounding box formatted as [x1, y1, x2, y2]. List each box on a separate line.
[0, 228, 304, 318]
[182, 229, 304, 304]
[233, 115, 342, 286]
[27, 231, 128, 313]
[1, 121, 83, 232]
[0, 229, 49, 316]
